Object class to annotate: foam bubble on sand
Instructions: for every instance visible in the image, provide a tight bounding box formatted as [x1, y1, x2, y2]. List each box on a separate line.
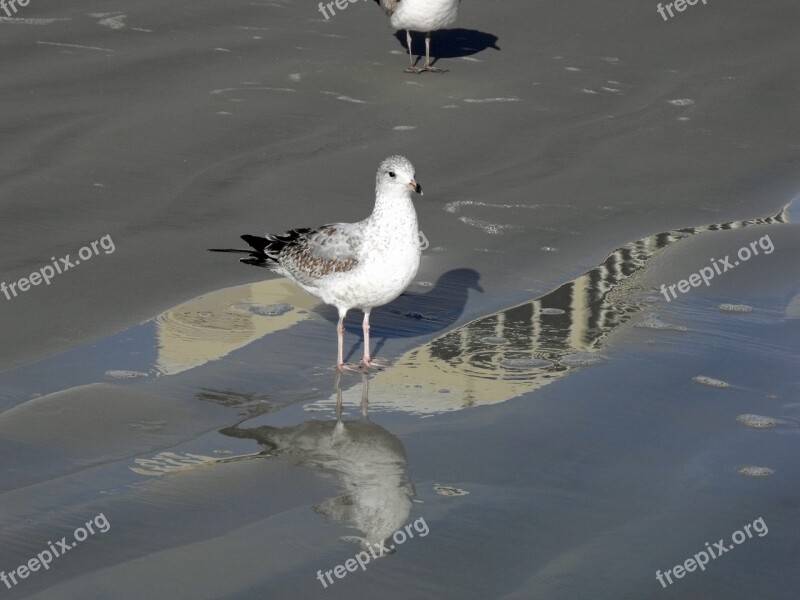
[481, 336, 509, 345]
[560, 353, 606, 367]
[692, 375, 730, 388]
[500, 357, 553, 369]
[719, 303, 753, 313]
[106, 370, 149, 379]
[667, 98, 695, 106]
[321, 91, 367, 104]
[459, 217, 513, 235]
[540, 308, 565, 315]
[736, 414, 783, 429]
[444, 200, 539, 213]
[635, 313, 688, 331]
[89, 12, 126, 29]
[737, 465, 774, 478]
[434, 484, 469, 496]
[244, 303, 293, 317]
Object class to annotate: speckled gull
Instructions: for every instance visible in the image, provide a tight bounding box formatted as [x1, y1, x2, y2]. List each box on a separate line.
[211, 156, 424, 371]
[375, 0, 460, 73]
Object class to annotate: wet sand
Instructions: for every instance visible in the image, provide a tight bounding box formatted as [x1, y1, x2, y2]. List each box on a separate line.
[1, 0, 800, 598]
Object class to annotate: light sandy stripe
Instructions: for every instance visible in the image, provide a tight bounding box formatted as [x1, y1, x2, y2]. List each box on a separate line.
[37, 40, 114, 52]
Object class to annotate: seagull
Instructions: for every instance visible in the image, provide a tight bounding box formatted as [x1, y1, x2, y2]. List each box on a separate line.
[211, 156, 424, 371]
[374, 0, 461, 73]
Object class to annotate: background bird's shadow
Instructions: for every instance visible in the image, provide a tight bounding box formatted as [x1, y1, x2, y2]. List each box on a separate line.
[393, 28, 500, 66]
[316, 268, 482, 363]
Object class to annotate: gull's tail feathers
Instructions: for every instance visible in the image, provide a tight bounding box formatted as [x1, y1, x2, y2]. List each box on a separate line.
[208, 234, 279, 269]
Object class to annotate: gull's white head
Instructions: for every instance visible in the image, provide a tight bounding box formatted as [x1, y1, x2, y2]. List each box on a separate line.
[376, 155, 422, 196]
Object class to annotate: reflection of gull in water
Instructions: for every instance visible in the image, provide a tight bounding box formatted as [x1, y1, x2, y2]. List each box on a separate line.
[220, 374, 413, 550]
[309, 204, 791, 413]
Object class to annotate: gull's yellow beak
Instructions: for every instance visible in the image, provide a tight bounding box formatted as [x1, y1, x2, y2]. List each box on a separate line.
[407, 180, 422, 195]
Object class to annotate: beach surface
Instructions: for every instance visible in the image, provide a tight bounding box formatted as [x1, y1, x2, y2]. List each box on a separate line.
[1, 1, 799, 598]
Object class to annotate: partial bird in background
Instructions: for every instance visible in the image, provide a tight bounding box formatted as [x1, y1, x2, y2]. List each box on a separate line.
[210, 156, 425, 372]
[374, 0, 461, 73]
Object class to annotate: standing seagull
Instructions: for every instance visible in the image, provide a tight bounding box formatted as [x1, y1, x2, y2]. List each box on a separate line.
[375, 0, 460, 73]
[211, 156, 424, 371]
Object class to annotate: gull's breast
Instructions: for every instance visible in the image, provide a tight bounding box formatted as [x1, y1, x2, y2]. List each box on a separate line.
[316, 229, 418, 310]
[390, 0, 459, 32]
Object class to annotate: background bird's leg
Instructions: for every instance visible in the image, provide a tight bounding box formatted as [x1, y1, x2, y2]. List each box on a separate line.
[404, 30, 420, 73]
[422, 31, 447, 73]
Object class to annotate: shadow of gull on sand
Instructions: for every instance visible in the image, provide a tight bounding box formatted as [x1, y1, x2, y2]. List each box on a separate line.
[316, 268, 483, 363]
[394, 28, 500, 66]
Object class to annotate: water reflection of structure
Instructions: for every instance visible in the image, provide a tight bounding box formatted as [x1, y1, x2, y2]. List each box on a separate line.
[153, 279, 319, 375]
[221, 374, 413, 551]
[317, 204, 790, 414]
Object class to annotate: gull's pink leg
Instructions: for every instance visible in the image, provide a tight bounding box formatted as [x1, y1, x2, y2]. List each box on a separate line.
[361, 310, 387, 369]
[337, 315, 346, 368]
[336, 309, 360, 373]
[362, 310, 371, 365]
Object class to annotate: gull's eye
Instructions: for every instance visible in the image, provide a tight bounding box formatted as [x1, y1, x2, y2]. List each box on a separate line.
[388, 171, 396, 178]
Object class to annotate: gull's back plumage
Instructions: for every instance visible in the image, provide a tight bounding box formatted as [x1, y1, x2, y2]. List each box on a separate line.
[238, 226, 361, 287]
